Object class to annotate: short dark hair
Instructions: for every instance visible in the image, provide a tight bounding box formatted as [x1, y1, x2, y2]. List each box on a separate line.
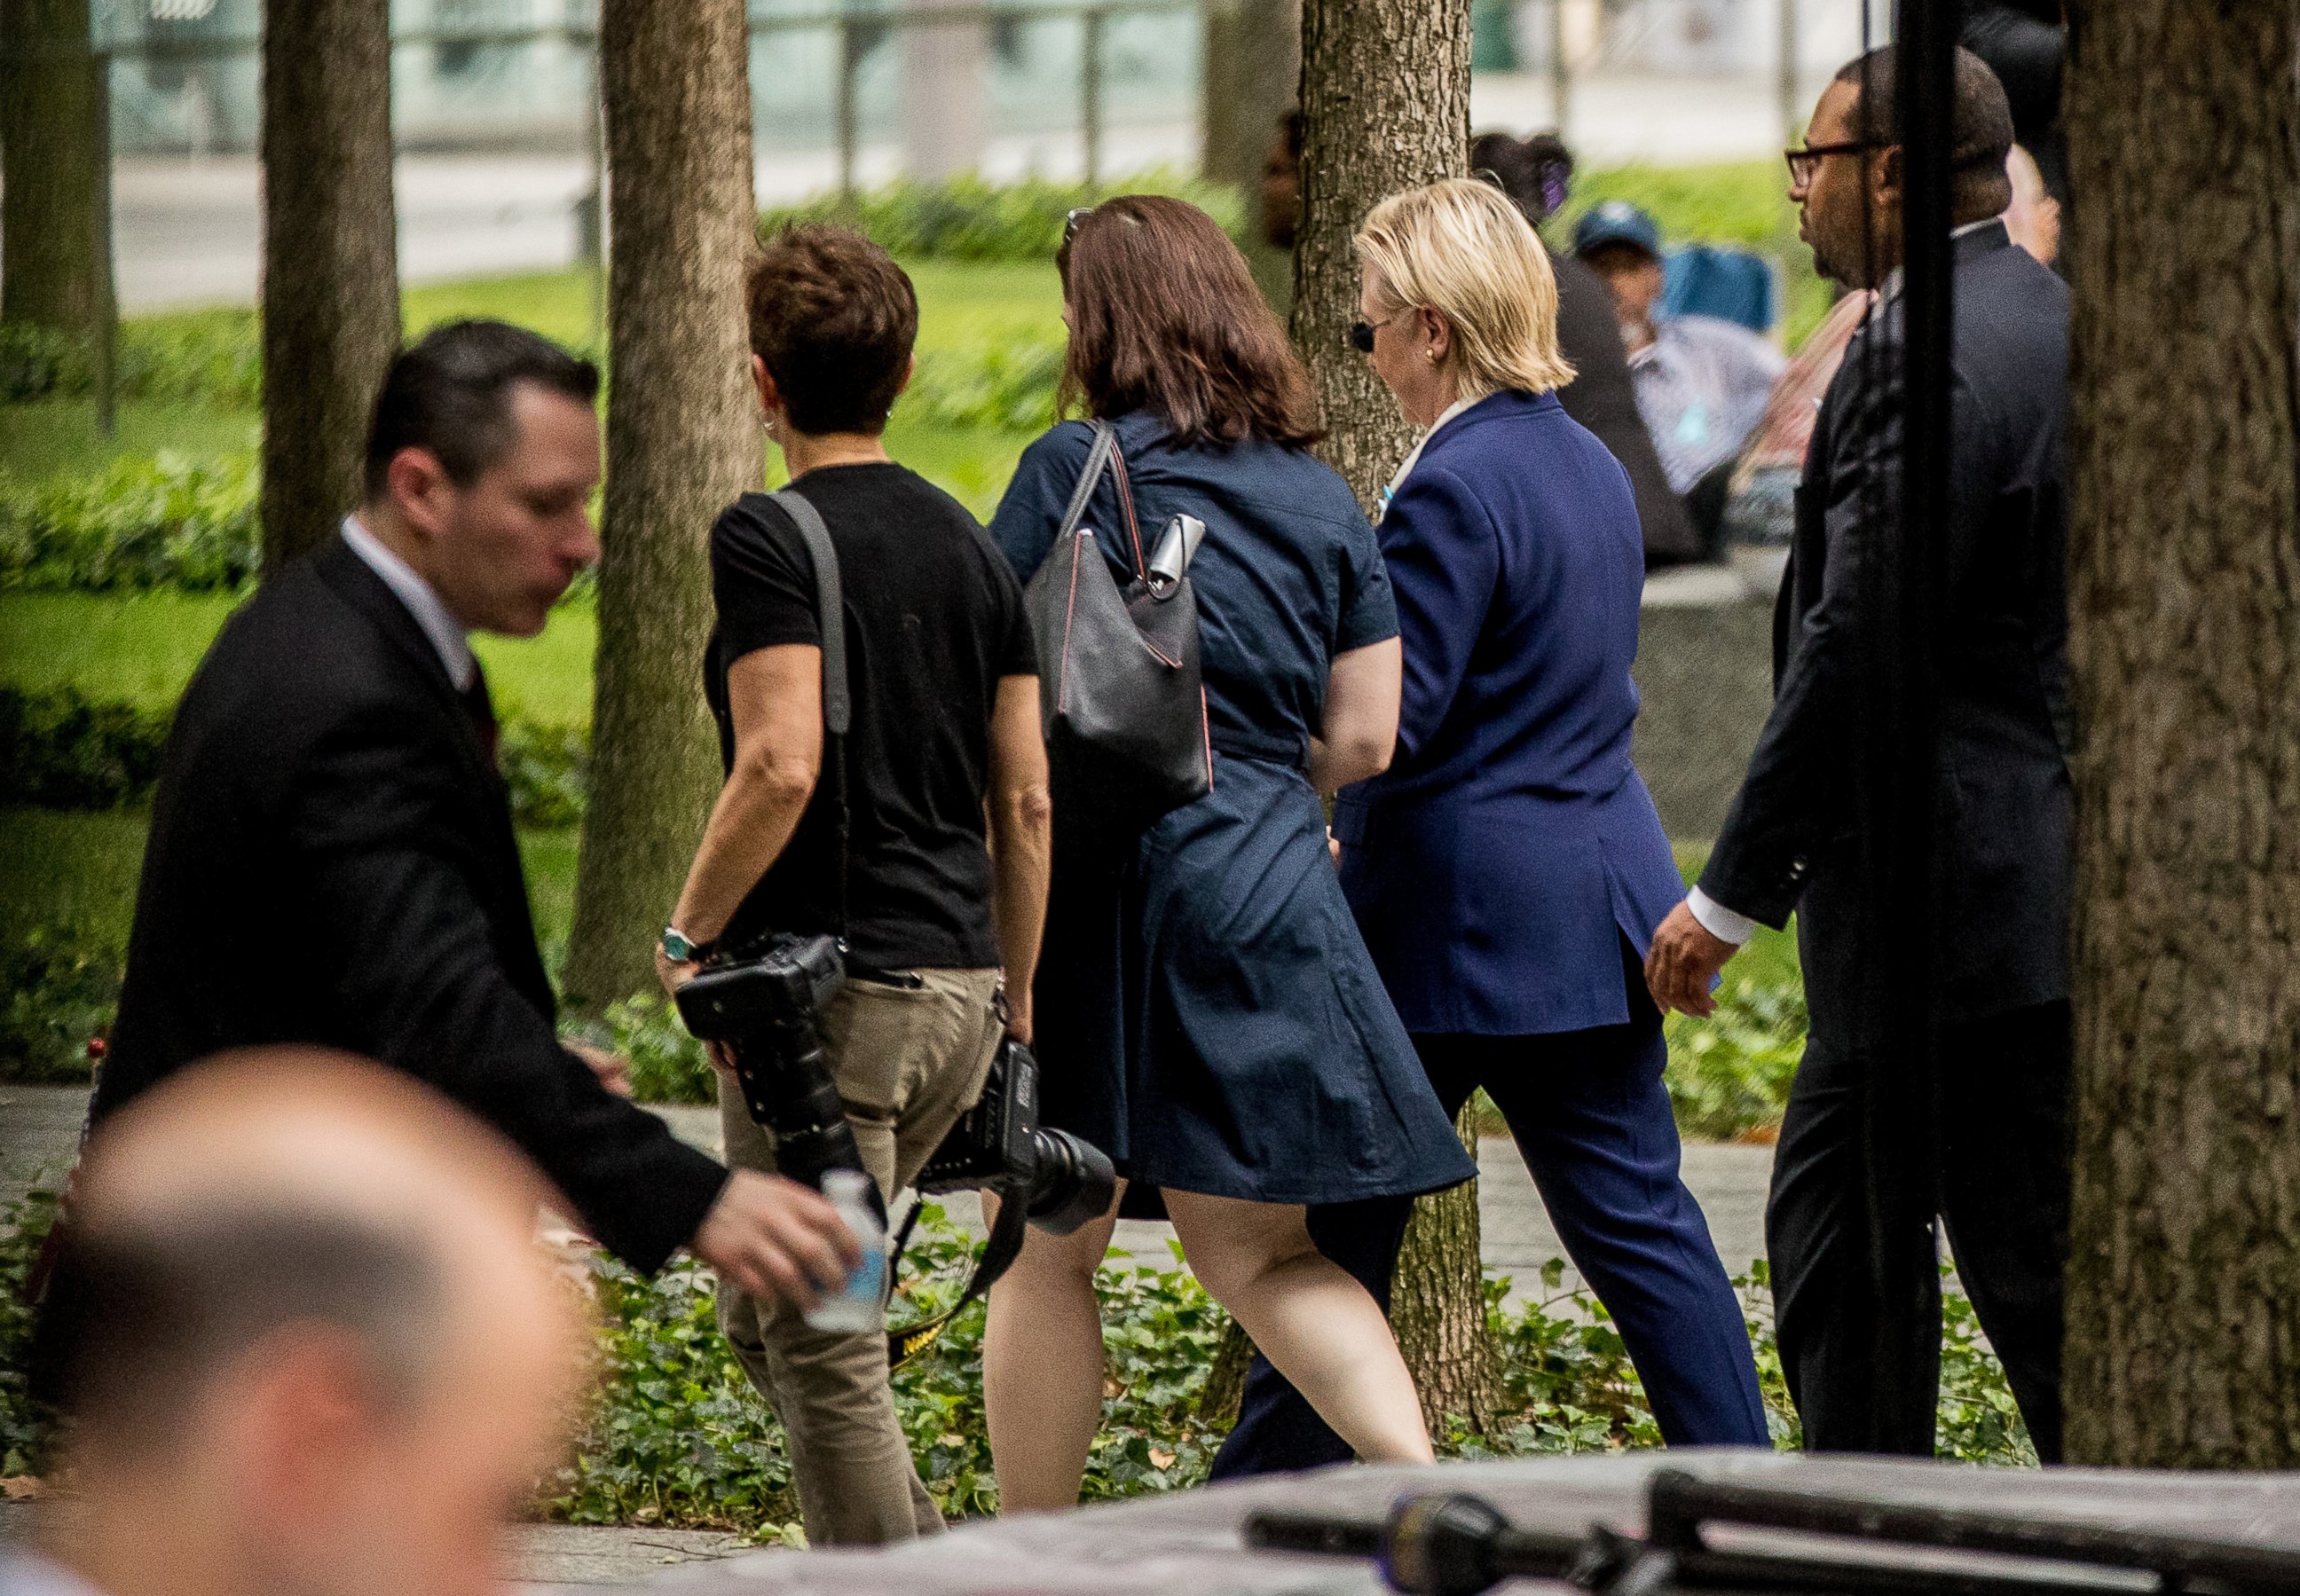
[1469, 130, 1575, 226]
[747, 226, 918, 436]
[31, 1206, 442, 1457]
[1833, 45, 2017, 218]
[364, 319, 600, 501]
[1058, 194, 1319, 449]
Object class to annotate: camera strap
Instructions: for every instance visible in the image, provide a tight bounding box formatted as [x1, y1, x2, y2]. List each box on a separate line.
[771, 485, 1031, 1367]
[766, 488, 851, 938]
[885, 1186, 1031, 1370]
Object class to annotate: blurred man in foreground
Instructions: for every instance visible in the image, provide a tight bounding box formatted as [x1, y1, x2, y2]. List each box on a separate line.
[16, 1050, 585, 1596]
[96, 320, 855, 1307]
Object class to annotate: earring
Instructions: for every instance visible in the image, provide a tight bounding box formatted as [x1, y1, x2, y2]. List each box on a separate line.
[1425, 349, 1438, 366]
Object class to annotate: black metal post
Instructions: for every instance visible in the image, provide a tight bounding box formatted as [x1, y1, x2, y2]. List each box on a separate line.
[1853, 0, 1956, 1439]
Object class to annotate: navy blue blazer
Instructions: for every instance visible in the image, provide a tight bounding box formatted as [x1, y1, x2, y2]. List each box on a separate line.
[1332, 389, 1685, 1036]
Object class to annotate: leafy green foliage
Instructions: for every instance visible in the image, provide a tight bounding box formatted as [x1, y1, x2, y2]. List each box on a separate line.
[0, 688, 170, 808]
[0, 923, 120, 1082]
[0, 681, 583, 826]
[0, 452, 259, 593]
[591, 993, 715, 1107]
[1663, 974, 1808, 1141]
[0, 1189, 62, 1477]
[0, 311, 262, 409]
[758, 170, 1245, 263]
[903, 338, 1066, 434]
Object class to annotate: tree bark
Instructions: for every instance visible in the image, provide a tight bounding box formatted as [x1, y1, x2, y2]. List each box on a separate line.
[1290, 0, 1471, 514]
[259, 0, 400, 570]
[1289, 0, 1490, 1436]
[1201, 0, 1299, 311]
[0, 0, 107, 333]
[2060, 0, 2300, 1469]
[562, 0, 759, 1013]
[1389, 1102, 1503, 1434]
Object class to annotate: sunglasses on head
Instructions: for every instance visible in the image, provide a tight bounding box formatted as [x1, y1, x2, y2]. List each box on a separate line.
[1063, 206, 1093, 244]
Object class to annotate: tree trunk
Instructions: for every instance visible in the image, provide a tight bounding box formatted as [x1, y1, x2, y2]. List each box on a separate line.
[562, 0, 758, 1013]
[0, 0, 107, 333]
[1201, 0, 1299, 311]
[1388, 1102, 1503, 1435]
[1290, 0, 1490, 1436]
[1290, 0, 1472, 515]
[259, 0, 400, 570]
[2060, 0, 2300, 1469]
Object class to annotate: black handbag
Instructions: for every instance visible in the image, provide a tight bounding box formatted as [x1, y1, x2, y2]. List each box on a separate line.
[1021, 421, 1212, 830]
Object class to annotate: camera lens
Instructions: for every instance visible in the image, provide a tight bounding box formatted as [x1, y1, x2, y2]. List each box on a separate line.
[1016, 1128, 1117, 1235]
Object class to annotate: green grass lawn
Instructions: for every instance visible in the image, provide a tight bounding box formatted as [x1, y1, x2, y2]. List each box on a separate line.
[0, 805, 582, 955]
[0, 402, 260, 483]
[0, 588, 600, 726]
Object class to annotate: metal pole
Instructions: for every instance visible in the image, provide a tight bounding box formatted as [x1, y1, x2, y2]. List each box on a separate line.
[1852, 0, 1957, 1432]
[1081, 6, 1104, 186]
[836, 12, 859, 205]
[581, 35, 605, 350]
[92, 46, 117, 439]
[1548, 0, 1571, 141]
[1776, 0, 1800, 143]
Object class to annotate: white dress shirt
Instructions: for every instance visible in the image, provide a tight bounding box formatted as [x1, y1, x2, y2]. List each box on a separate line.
[1689, 219, 2001, 950]
[0, 1552, 110, 1596]
[339, 514, 478, 692]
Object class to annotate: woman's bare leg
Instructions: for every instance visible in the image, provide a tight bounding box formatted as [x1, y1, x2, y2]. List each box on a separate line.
[1166, 1190, 1434, 1464]
[982, 1179, 1125, 1512]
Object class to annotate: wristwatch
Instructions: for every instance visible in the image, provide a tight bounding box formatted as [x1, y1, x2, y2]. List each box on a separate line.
[660, 925, 714, 964]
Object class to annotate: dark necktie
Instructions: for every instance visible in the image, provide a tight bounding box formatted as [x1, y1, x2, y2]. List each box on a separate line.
[461, 663, 500, 774]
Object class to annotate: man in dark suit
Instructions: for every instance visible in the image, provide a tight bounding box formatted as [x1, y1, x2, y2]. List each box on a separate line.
[98, 321, 857, 1305]
[1645, 49, 2072, 1458]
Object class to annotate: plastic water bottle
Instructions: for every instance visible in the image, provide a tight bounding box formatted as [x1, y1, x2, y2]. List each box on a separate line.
[804, 1169, 886, 1333]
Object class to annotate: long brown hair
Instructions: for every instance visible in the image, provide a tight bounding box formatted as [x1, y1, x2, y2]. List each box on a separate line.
[1057, 195, 1320, 448]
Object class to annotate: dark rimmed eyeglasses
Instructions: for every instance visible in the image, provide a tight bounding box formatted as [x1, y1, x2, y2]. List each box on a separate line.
[1784, 139, 1882, 187]
[1347, 312, 1406, 355]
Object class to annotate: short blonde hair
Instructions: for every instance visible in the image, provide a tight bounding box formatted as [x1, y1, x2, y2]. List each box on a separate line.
[1354, 177, 1575, 402]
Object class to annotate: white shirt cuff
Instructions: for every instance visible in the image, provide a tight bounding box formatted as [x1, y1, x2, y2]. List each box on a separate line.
[1686, 885, 1758, 947]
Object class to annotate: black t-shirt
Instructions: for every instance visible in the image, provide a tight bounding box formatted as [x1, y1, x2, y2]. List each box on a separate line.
[705, 463, 1037, 971]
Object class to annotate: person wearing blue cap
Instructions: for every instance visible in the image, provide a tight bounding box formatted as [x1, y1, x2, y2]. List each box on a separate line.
[1575, 200, 1784, 555]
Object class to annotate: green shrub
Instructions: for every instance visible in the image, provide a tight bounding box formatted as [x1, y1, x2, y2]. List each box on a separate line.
[0, 687, 170, 807]
[0, 452, 260, 593]
[1663, 972, 1808, 1141]
[0, 681, 587, 827]
[592, 992, 716, 1107]
[903, 338, 1065, 433]
[759, 170, 1246, 263]
[0, 923, 118, 1083]
[1, 1188, 62, 1477]
[0, 1191, 2031, 1515]
[0, 311, 263, 408]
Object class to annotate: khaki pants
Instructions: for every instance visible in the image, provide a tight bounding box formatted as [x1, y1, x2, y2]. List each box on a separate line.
[715, 966, 1002, 1546]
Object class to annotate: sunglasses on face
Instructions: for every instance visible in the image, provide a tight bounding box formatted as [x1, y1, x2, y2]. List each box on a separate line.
[1347, 312, 1406, 355]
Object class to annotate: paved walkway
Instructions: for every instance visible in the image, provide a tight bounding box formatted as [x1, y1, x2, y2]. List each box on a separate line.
[4, 1084, 1776, 1297]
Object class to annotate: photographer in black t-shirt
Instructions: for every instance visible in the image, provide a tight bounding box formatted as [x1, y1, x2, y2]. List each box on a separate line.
[655, 226, 1052, 1546]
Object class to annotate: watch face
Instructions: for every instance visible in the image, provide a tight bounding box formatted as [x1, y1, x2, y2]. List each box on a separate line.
[664, 930, 695, 962]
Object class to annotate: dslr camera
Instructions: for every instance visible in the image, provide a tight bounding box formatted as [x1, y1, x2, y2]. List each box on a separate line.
[673, 932, 1115, 1234]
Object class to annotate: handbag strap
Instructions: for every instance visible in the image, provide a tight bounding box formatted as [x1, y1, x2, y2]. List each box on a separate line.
[1055, 421, 1147, 576]
[768, 487, 851, 937]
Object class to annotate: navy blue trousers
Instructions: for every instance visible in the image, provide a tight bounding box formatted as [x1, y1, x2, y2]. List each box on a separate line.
[1209, 1002, 1770, 1475]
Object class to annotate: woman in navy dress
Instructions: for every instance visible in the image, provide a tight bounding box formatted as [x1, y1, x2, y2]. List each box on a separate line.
[1220, 178, 1769, 1472]
[980, 196, 1474, 1507]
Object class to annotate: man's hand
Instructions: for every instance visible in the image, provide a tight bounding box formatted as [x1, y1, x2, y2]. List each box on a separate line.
[563, 1038, 633, 1098]
[1645, 900, 1738, 1018]
[689, 1168, 861, 1309]
[655, 943, 700, 999]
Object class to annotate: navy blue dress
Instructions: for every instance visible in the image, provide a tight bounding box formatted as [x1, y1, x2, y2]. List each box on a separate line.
[989, 413, 1477, 1206]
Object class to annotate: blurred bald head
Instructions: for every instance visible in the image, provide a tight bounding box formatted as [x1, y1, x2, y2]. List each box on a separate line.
[35, 1050, 585, 1596]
